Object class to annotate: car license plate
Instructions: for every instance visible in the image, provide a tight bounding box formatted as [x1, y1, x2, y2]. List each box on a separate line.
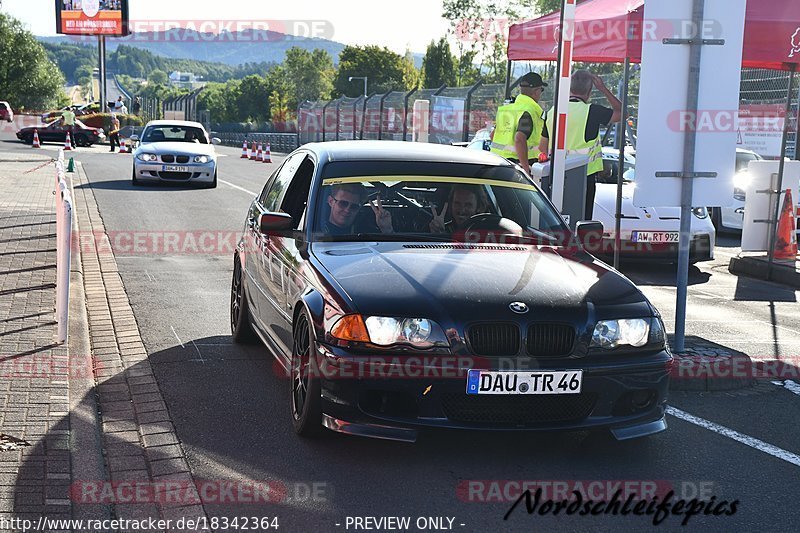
[632, 231, 679, 243]
[466, 370, 583, 395]
[162, 165, 189, 172]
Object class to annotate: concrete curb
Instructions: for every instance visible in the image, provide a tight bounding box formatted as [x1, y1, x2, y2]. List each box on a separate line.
[71, 161, 208, 522]
[729, 255, 800, 288]
[668, 337, 757, 392]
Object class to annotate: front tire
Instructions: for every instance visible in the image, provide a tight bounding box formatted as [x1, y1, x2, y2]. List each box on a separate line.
[205, 170, 218, 189]
[231, 255, 257, 344]
[291, 311, 323, 437]
[131, 167, 141, 187]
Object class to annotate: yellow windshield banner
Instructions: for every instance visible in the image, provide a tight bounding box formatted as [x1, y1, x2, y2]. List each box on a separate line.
[321, 175, 538, 192]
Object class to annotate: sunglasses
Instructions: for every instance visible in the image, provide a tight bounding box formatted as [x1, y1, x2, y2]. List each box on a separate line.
[332, 198, 361, 211]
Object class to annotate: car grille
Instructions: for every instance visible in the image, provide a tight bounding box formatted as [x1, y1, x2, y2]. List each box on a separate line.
[157, 172, 194, 180]
[527, 324, 575, 357]
[161, 155, 175, 163]
[440, 392, 597, 425]
[467, 323, 577, 357]
[467, 324, 520, 356]
[176, 155, 190, 164]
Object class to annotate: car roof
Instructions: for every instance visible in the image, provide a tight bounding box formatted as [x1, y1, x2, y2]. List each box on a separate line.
[302, 140, 513, 166]
[145, 120, 206, 129]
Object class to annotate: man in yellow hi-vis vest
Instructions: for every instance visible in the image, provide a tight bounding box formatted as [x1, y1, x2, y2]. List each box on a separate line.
[490, 72, 547, 177]
[541, 70, 621, 220]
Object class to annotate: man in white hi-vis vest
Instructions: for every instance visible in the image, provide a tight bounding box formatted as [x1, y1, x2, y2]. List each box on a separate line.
[541, 70, 622, 220]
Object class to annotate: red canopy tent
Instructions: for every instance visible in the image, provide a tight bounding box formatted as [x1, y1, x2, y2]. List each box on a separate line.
[507, 0, 800, 70]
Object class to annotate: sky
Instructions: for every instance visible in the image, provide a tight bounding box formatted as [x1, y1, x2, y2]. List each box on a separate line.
[3, 0, 454, 54]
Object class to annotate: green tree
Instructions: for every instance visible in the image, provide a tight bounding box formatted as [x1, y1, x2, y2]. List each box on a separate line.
[282, 47, 334, 107]
[422, 38, 457, 88]
[333, 45, 412, 97]
[148, 69, 169, 86]
[534, 0, 561, 15]
[236, 74, 272, 122]
[0, 13, 66, 110]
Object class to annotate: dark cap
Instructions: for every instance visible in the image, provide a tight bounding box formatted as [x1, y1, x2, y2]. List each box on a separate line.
[512, 72, 548, 89]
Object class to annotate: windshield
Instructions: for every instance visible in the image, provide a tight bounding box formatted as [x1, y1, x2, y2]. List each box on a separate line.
[314, 161, 568, 244]
[142, 125, 208, 144]
[735, 151, 761, 172]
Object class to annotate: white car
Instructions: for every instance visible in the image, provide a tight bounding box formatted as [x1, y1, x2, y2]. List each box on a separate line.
[597, 148, 716, 264]
[709, 148, 800, 235]
[131, 120, 220, 188]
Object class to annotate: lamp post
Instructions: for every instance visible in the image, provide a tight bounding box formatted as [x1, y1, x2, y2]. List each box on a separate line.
[348, 76, 368, 97]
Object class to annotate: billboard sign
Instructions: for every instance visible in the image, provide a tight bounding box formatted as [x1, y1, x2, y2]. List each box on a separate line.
[56, 0, 130, 36]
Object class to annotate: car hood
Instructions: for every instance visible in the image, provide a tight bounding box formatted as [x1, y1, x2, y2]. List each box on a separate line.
[312, 242, 650, 323]
[594, 183, 713, 233]
[136, 141, 216, 156]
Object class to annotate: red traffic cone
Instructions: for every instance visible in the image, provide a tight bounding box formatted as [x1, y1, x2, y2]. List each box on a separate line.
[250, 142, 258, 160]
[32, 129, 41, 148]
[773, 189, 798, 261]
[119, 139, 127, 153]
[64, 133, 73, 151]
[263, 143, 272, 163]
[256, 144, 263, 162]
[240, 139, 249, 158]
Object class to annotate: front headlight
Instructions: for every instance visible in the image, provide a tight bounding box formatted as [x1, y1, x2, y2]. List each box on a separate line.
[137, 153, 157, 162]
[591, 318, 650, 349]
[692, 207, 708, 219]
[330, 315, 448, 349]
[194, 155, 210, 163]
[733, 188, 746, 202]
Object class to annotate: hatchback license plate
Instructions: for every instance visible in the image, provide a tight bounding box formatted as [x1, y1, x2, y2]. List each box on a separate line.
[632, 231, 679, 243]
[162, 165, 189, 172]
[466, 370, 583, 395]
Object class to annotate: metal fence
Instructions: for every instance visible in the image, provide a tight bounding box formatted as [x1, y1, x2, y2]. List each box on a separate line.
[211, 132, 299, 153]
[163, 90, 204, 123]
[298, 82, 510, 146]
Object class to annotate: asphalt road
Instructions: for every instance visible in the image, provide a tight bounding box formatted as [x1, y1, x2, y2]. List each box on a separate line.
[2, 130, 799, 532]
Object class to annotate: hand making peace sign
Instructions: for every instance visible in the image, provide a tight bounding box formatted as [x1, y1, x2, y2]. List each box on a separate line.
[429, 203, 449, 233]
[370, 195, 394, 234]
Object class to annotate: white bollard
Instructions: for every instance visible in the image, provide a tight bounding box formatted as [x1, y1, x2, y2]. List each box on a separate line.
[56, 192, 72, 344]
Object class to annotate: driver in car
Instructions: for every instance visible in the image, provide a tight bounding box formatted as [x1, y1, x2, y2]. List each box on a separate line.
[323, 183, 394, 235]
[429, 185, 489, 233]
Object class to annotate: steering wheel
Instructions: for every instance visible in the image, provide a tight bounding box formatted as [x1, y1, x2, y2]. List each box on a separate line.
[464, 213, 525, 236]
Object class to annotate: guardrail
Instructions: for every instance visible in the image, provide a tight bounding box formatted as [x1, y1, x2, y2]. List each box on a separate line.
[211, 132, 299, 153]
[54, 150, 74, 345]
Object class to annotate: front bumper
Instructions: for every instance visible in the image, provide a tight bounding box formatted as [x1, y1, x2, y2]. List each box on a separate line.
[314, 343, 672, 442]
[133, 160, 216, 183]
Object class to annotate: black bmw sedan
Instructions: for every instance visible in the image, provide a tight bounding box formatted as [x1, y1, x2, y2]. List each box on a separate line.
[231, 141, 673, 443]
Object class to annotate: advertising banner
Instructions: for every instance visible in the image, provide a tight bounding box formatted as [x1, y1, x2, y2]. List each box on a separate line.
[56, 0, 130, 36]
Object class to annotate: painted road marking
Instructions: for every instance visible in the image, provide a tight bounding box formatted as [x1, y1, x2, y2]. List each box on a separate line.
[667, 406, 800, 468]
[220, 179, 257, 197]
[773, 380, 800, 396]
[170, 325, 185, 349]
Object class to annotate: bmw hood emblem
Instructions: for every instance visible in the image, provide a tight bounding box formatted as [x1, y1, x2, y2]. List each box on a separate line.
[509, 302, 529, 314]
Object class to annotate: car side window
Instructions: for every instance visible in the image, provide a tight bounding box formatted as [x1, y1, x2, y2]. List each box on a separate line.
[279, 157, 315, 230]
[262, 152, 306, 212]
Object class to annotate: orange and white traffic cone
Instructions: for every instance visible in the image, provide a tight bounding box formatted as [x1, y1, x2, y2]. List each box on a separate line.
[773, 189, 798, 261]
[32, 129, 41, 148]
[256, 144, 263, 162]
[250, 142, 258, 160]
[64, 133, 73, 151]
[119, 139, 127, 153]
[241, 139, 249, 158]
[263, 143, 272, 163]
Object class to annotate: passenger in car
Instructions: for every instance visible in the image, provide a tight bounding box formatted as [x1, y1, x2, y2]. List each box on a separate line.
[429, 185, 489, 233]
[323, 183, 394, 235]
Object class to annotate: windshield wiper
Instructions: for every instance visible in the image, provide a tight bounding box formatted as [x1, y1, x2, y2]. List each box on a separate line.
[321, 233, 455, 243]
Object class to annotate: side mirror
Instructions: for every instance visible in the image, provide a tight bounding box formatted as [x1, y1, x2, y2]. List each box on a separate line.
[130, 135, 139, 141]
[211, 137, 221, 145]
[575, 221, 604, 253]
[259, 212, 294, 235]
